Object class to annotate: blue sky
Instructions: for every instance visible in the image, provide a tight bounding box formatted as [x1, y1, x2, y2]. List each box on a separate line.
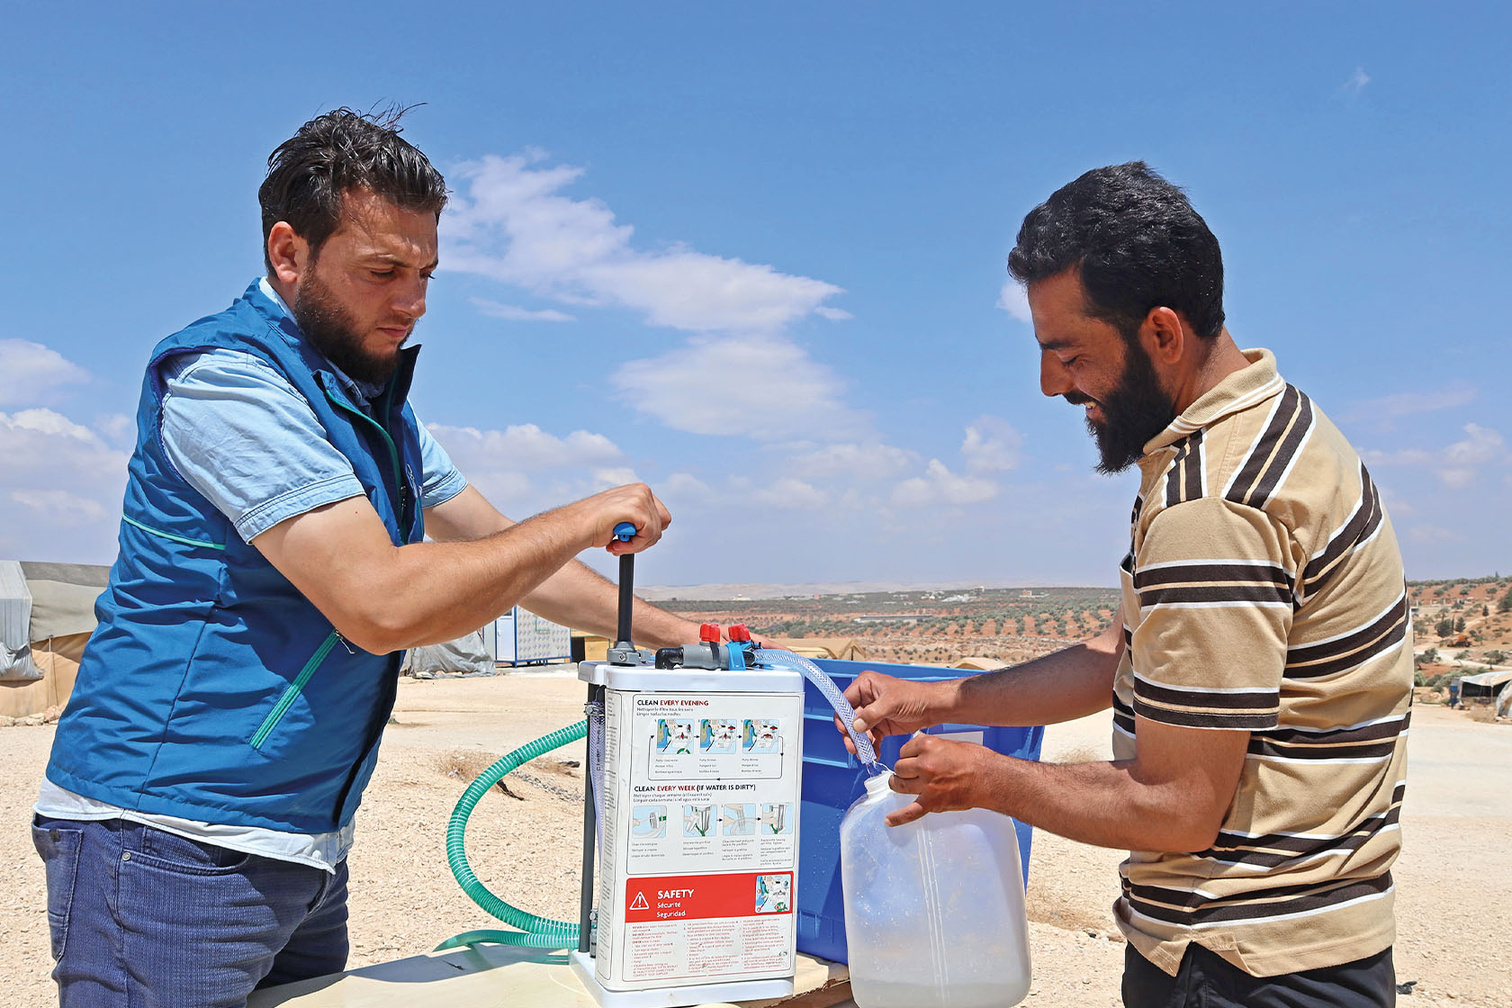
[2, 3, 1508, 589]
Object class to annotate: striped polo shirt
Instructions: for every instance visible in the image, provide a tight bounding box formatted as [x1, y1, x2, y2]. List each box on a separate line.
[1111, 348, 1412, 978]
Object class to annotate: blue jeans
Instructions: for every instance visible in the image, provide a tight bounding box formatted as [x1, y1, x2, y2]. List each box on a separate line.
[32, 815, 349, 1007]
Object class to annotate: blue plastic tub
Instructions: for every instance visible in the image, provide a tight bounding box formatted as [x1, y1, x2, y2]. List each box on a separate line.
[796, 658, 1043, 964]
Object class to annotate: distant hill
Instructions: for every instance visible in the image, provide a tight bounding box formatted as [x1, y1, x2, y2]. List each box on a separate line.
[638, 578, 1103, 602]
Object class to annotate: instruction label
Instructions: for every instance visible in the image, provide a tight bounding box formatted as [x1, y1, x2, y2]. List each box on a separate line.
[600, 686, 803, 989]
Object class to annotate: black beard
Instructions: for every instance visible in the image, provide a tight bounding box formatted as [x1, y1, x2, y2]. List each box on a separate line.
[1080, 341, 1177, 475]
[291, 271, 405, 385]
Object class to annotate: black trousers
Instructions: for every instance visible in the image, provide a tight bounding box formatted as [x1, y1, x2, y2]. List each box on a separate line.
[1123, 943, 1396, 1008]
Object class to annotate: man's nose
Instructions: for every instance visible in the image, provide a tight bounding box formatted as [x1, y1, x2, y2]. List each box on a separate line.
[393, 277, 428, 319]
[1040, 352, 1073, 398]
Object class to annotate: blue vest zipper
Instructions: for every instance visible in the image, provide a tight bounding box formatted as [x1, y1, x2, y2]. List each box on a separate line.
[249, 630, 341, 749]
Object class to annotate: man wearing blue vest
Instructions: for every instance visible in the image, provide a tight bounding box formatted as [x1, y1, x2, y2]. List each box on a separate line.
[33, 109, 703, 1006]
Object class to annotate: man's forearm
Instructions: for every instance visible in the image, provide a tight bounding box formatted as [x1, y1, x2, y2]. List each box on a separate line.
[947, 626, 1123, 728]
[366, 506, 600, 651]
[889, 702, 1248, 851]
[977, 754, 1221, 852]
[520, 560, 696, 649]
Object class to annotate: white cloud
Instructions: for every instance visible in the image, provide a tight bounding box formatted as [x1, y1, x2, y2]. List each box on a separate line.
[1342, 66, 1371, 96]
[0, 339, 90, 406]
[1353, 385, 1477, 419]
[662, 472, 715, 506]
[1367, 423, 1508, 491]
[1377, 485, 1415, 518]
[751, 477, 830, 511]
[788, 442, 916, 479]
[468, 298, 576, 323]
[10, 489, 108, 525]
[1346, 384, 1477, 431]
[590, 467, 640, 488]
[0, 408, 129, 561]
[426, 422, 623, 472]
[442, 153, 846, 334]
[95, 413, 135, 447]
[891, 459, 998, 509]
[1362, 447, 1434, 467]
[424, 422, 629, 519]
[996, 280, 1032, 324]
[3, 408, 96, 443]
[1408, 524, 1461, 545]
[1437, 423, 1506, 488]
[614, 335, 866, 441]
[961, 415, 1023, 472]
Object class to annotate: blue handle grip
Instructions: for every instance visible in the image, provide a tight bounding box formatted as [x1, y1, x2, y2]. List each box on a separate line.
[612, 522, 637, 542]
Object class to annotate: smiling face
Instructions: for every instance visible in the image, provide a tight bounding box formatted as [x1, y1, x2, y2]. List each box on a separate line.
[1028, 269, 1178, 474]
[271, 187, 439, 384]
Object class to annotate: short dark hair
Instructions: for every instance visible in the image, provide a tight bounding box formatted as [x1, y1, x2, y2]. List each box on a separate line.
[1007, 161, 1225, 339]
[258, 106, 448, 271]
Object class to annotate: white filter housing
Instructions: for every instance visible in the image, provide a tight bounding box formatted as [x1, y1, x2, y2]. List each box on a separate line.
[572, 660, 805, 1008]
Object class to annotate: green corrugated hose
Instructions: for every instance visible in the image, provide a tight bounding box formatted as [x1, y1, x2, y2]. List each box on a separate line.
[435, 719, 588, 951]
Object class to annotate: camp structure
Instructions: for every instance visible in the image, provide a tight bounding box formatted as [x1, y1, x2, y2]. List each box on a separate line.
[0, 561, 108, 720]
[571, 634, 869, 664]
[1457, 669, 1512, 718]
[952, 655, 1008, 671]
[780, 637, 869, 661]
[400, 629, 494, 678]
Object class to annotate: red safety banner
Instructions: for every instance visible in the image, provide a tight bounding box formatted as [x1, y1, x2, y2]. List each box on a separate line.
[623, 871, 794, 923]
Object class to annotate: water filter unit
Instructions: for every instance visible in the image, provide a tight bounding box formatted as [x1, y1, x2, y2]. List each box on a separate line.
[571, 653, 806, 1007]
[569, 524, 808, 1007]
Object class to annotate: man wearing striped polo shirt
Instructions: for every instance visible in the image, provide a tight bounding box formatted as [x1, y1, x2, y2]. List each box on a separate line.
[842, 162, 1410, 1006]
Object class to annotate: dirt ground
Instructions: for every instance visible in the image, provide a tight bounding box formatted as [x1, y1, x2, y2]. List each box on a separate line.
[3, 674, 1509, 1007]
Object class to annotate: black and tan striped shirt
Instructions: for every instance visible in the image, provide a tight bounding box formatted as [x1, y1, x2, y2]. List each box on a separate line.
[1112, 348, 1411, 977]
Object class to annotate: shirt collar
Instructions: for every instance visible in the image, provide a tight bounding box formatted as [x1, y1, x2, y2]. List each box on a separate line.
[256, 277, 387, 406]
[258, 276, 294, 320]
[1143, 347, 1287, 454]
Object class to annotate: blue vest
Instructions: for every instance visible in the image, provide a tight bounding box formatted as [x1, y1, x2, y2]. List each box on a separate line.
[47, 281, 427, 834]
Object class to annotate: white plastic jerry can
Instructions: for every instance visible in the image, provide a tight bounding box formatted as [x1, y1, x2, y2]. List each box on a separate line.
[840, 771, 1032, 1008]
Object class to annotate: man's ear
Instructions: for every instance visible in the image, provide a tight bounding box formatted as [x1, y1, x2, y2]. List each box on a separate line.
[266, 222, 308, 288]
[1141, 306, 1187, 366]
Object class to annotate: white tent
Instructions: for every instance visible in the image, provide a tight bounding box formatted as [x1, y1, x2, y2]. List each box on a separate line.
[0, 561, 109, 719]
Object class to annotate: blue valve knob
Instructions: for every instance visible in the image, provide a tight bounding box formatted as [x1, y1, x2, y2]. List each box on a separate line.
[613, 522, 637, 542]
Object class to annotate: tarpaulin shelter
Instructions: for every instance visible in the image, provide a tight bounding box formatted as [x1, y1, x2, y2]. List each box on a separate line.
[400, 629, 493, 678]
[1457, 669, 1512, 719]
[1457, 668, 1512, 701]
[0, 561, 109, 718]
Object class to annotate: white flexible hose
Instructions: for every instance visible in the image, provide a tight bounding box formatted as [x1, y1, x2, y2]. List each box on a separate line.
[757, 649, 881, 771]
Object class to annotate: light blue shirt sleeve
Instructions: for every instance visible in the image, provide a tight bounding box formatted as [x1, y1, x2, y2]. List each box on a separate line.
[417, 423, 467, 508]
[160, 349, 467, 543]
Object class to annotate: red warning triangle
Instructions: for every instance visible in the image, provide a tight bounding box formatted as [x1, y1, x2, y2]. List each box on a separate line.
[629, 891, 650, 911]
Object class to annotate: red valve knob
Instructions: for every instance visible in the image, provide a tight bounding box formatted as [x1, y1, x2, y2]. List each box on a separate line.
[727, 624, 751, 642]
[699, 623, 721, 643]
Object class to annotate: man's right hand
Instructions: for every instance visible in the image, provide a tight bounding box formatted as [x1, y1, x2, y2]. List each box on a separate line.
[836, 671, 952, 754]
[568, 483, 672, 556]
